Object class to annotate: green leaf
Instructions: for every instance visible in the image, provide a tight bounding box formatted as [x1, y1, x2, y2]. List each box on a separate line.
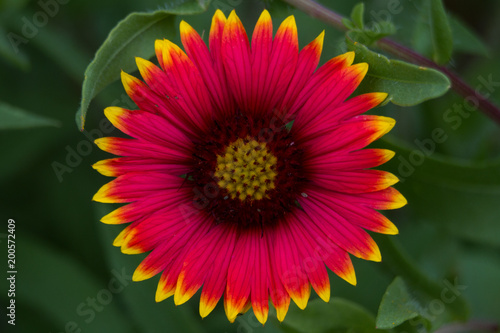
[281, 298, 386, 333]
[0, 26, 29, 70]
[448, 15, 489, 57]
[429, 0, 453, 64]
[32, 24, 91, 83]
[75, 0, 212, 131]
[346, 39, 451, 106]
[342, 17, 356, 30]
[457, 250, 500, 320]
[376, 277, 429, 329]
[0, 101, 60, 129]
[346, 21, 396, 46]
[17, 235, 135, 332]
[350, 2, 365, 30]
[382, 136, 500, 247]
[0, 0, 29, 11]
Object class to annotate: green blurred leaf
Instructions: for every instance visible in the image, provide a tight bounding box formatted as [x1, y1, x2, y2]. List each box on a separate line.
[17, 235, 135, 332]
[346, 39, 451, 106]
[0, 101, 60, 129]
[0, 26, 29, 70]
[0, 0, 29, 12]
[76, 0, 212, 130]
[429, 0, 453, 64]
[376, 277, 429, 329]
[449, 15, 489, 57]
[32, 24, 91, 83]
[350, 2, 365, 30]
[382, 137, 500, 247]
[457, 250, 500, 321]
[281, 298, 386, 333]
[342, 17, 356, 30]
[346, 21, 396, 46]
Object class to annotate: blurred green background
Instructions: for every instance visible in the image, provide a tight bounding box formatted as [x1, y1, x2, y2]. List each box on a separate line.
[1, 0, 499, 332]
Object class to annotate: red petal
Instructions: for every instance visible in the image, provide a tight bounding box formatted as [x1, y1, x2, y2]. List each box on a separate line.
[221, 10, 252, 112]
[266, 229, 290, 322]
[275, 223, 311, 310]
[199, 225, 238, 318]
[288, 214, 330, 302]
[224, 227, 255, 322]
[278, 31, 324, 114]
[300, 195, 382, 262]
[180, 20, 234, 117]
[154, 39, 213, 129]
[250, 10, 273, 113]
[304, 148, 395, 172]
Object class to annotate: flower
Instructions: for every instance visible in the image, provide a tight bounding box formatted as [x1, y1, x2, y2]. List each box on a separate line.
[93, 9, 406, 324]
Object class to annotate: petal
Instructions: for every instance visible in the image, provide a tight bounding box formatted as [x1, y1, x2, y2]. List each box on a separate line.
[94, 137, 190, 168]
[299, 92, 388, 136]
[304, 149, 395, 172]
[275, 223, 311, 310]
[199, 226, 238, 318]
[293, 61, 369, 129]
[175, 224, 229, 305]
[120, 69, 200, 138]
[278, 31, 324, 113]
[300, 195, 382, 262]
[288, 214, 330, 302]
[92, 157, 190, 178]
[260, 15, 299, 114]
[251, 229, 270, 324]
[266, 229, 290, 322]
[288, 52, 355, 119]
[224, 227, 255, 322]
[154, 214, 213, 302]
[299, 116, 396, 156]
[250, 10, 273, 113]
[118, 207, 193, 255]
[307, 188, 398, 235]
[222, 10, 252, 112]
[180, 20, 234, 117]
[154, 39, 213, 130]
[251, 14, 299, 116]
[335, 187, 407, 210]
[99, 191, 193, 225]
[209, 9, 227, 65]
[310, 169, 399, 194]
[132, 210, 209, 282]
[104, 107, 192, 154]
[92, 172, 187, 204]
[294, 209, 356, 285]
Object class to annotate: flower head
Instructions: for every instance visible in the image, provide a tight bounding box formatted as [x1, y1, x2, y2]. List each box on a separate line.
[93, 9, 406, 324]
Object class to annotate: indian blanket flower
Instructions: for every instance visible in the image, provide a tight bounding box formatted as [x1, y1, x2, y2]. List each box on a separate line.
[93, 9, 406, 324]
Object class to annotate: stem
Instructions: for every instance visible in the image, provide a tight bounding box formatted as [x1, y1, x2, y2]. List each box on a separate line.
[375, 235, 469, 321]
[282, 0, 500, 126]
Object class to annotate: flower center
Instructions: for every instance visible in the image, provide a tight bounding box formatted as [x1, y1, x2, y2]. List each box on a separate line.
[215, 138, 277, 201]
[190, 113, 306, 227]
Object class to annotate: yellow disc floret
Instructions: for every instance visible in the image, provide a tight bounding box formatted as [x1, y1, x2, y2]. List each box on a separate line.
[215, 138, 277, 201]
